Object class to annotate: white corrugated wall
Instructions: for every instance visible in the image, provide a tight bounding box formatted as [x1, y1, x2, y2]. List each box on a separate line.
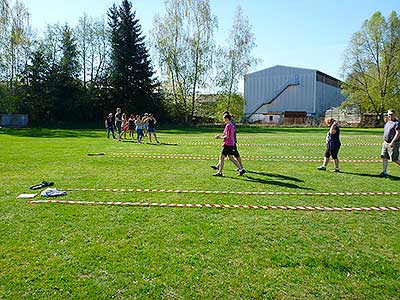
[244, 66, 316, 117]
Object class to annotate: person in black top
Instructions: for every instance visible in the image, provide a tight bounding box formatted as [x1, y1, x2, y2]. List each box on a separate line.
[128, 114, 136, 140]
[115, 108, 122, 141]
[317, 118, 341, 172]
[147, 113, 160, 143]
[105, 113, 116, 139]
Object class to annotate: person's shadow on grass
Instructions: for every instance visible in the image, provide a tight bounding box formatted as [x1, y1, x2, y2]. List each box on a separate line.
[246, 170, 304, 183]
[340, 171, 400, 181]
[227, 174, 313, 190]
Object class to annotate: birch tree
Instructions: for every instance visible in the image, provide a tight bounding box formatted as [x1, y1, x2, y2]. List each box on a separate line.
[152, 0, 217, 122]
[1, 0, 32, 89]
[215, 6, 259, 113]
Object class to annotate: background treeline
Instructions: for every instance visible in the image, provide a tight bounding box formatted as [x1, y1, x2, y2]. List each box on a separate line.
[341, 11, 400, 125]
[0, 0, 399, 126]
[0, 0, 164, 125]
[0, 0, 258, 125]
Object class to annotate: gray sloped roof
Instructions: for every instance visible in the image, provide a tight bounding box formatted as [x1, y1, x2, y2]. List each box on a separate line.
[246, 65, 342, 82]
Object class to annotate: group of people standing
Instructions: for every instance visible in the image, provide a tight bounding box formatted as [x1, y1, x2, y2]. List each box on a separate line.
[105, 108, 160, 143]
[317, 109, 400, 177]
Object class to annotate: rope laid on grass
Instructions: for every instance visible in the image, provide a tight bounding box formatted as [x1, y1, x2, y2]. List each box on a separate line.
[64, 187, 400, 197]
[27, 199, 400, 212]
[110, 153, 381, 163]
[111, 153, 378, 159]
[184, 142, 381, 147]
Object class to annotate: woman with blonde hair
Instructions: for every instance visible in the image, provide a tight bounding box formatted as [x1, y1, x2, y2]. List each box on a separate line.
[135, 114, 144, 143]
[317, 118, 341, 172]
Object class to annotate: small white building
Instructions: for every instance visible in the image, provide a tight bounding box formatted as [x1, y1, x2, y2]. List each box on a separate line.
[244, 65, 346, 122]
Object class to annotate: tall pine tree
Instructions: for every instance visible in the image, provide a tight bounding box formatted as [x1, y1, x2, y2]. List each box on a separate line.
[108, 0, 156, 114]
[39, 24, 82, 122]
[22, 44, 52, 123]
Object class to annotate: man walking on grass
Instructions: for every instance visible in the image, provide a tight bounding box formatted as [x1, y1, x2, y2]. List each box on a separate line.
[379, 109, 400, 177]
[212, 114, 245, 177]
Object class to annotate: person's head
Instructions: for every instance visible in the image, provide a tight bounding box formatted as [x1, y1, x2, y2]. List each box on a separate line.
[326, 118, 334, 126]
[130, 114, 135, 119]
[387, 109, 397, 120]
[108, 112, 112, 118]
[223, 114, 232, 123]
[222, 111, 230, 116]
[122, 113, 126, 118]
[136, 115, 141, 120]
[116, 108, 121, 113]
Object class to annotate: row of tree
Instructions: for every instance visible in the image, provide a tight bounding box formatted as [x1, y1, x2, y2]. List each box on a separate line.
[1, 0, 399, 126]
[0, 0, 162, 124]
[342, 11, 400, 124]
[0, 0, 259, 125]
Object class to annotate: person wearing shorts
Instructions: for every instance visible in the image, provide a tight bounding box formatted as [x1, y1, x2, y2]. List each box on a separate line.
[147, 113, 160, 143]
[135, 114, 144, 143]
[211, 111, 242, 171]
[379, 109, 400, 177]
[213, 114, 245, 177]
[142, 113, 149, 137]
[317, 118, 341, 172]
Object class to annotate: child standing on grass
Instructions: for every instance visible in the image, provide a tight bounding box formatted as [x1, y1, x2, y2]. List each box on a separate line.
[213, 114, 245, 177]
[128, 114, 136, 140]
[121, 113, 129, 139]
[135, 114, 144, 143]
[105, 113, 116, 139]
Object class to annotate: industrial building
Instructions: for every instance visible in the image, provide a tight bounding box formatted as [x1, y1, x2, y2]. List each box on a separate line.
[243, 65, 346, 123]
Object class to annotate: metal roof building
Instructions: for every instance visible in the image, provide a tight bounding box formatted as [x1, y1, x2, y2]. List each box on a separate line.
[244, 65, 346, 122]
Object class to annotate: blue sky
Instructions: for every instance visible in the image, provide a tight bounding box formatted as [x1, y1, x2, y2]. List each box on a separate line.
[24, 0, 399, 81]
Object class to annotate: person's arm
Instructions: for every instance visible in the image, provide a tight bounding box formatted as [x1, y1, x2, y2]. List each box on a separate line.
[330, 123, 337, 135]
[389, 128, 400, 148]
[216, 126, 230, 139]
[153, 117, 157, 124]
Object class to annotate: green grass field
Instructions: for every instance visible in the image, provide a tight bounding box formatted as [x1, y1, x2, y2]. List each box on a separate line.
[1, 126, 399, 300]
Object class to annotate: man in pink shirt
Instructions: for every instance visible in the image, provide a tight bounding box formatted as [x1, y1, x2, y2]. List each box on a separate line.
[213, 114, 246, 177]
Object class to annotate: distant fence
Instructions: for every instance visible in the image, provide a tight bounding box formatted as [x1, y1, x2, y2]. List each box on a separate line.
[0, 114, 29, 128]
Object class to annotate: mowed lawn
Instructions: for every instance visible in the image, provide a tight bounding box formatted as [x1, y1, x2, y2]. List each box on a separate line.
[0, 126, 399, 300]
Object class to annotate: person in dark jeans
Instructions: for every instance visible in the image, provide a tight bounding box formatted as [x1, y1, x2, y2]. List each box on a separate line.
[317, 118, 341, 172]
[105, 113, 116, 139]
[379, 109, 400, 177]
